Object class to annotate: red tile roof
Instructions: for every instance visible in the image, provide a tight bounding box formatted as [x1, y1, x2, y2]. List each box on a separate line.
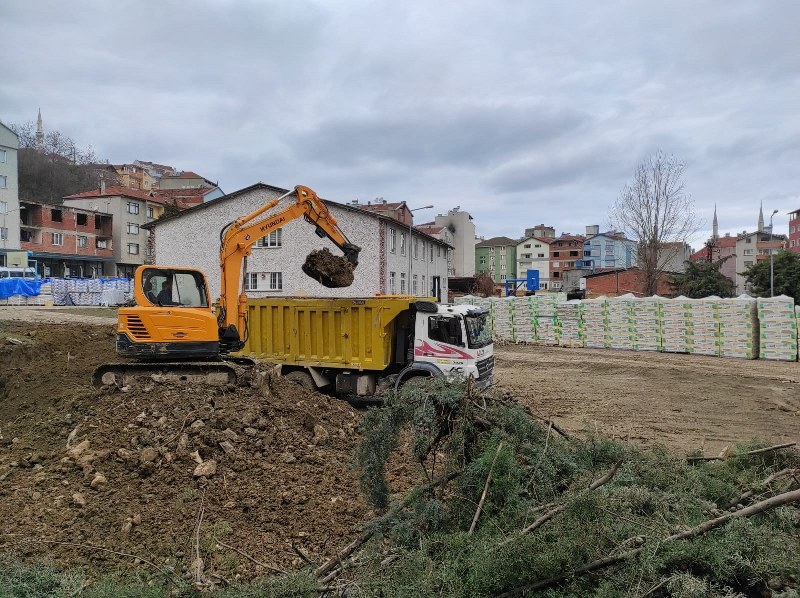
[64, 186, 155, 202]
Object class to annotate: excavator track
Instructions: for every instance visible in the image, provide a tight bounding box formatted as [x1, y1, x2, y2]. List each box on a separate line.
[92, 357, 256, 388]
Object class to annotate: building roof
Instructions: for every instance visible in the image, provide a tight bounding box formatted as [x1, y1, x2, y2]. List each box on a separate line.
[64, 186, 156, 202]
[152, 187, 214, 209]
[476, 236, 518, 248]
[20, 198, 112, 216]
[416, 224, 445, 235]
[142, 182, 453, 248]
[518, 236, 554, 245]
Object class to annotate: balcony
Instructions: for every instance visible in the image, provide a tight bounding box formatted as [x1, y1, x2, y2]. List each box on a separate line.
[576, 260, 594, 269]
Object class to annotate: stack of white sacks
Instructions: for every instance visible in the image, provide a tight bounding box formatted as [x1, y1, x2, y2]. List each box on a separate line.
[583, 297, 610, 349]
[607, 294, 636, 350]
[512, 296, 537, 343]
[556, 300, 584, 347]
[531, 294, 560, 344]
[690, 297, 720, 356]
[661, 296, 693, 354]
[717, 296, 758, 359]
[491, 297, 515, 341]
[757, 296, 798, 361]
[632, 296, 662, 351]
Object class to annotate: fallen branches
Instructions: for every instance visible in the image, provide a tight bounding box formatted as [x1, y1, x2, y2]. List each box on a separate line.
[469, 441, 504, 535]
[500, 487, 800, 596]
[687, 442, 797, 462]
[724, 468, 799, 510]
[498, 462, 621, 549]
[217, 541, 285, 574]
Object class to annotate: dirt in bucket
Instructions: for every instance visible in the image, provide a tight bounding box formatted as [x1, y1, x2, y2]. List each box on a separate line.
[302, 248, 355, 288]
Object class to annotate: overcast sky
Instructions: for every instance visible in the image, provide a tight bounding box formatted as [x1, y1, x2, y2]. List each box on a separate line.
[2, 1, 798, 244]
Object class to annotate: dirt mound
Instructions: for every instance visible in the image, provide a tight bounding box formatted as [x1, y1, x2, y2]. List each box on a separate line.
[302, 248, 355, 288]
[0, 321, 417, 581]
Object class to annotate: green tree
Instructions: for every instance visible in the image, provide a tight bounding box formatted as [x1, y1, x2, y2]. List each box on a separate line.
[673, 259, 734, 298]
[742, 250, 800, 303]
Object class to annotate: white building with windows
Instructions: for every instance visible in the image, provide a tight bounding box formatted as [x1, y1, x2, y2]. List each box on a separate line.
[0, 121, 21, 265]
[516, 236, 553, 290]
[145, 183, 451, 301]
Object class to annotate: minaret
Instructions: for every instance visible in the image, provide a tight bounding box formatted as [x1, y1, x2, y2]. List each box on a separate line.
[36, 108, 44, 149]
[712, 204, 718, 241]
[757, 201, 764, 233]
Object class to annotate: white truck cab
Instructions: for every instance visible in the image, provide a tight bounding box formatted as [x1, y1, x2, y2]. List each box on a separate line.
[405, 302, 494, 389]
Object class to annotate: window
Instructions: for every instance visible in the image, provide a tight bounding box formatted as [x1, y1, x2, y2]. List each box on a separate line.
[77, 236, 87, 248]
[400, 232, 406, 256]
[538, 253, 545, 258]
[553, 261, 560, 268]
[256, 228, 282, 247]
[147, 206, 154, 219]
[128, 243, 140, 255]
[400, 272, 407, 294]
[430, 246, 434, 262]
[414, 238, 419, 260]
[389, 228, 396, 253]
[500, 274, 506, 281]
[389, 271, 396, 294]
[524, 244, 531, 249]
[51, 209, 62, 222]
[413, 274, 418, 295]
[52, 232, 63, 245]
[76, 213, 87, 226]
[744, 260, 753, 267]
[142, 268, 209, 307]
[95, 215, 102, 229]
[745, 237, 751, 244]
[0, 149, 6, 163]
[0, 201, 6, 213]
[421, 275, 426, 295]
[437, 246, 441, 258]
[0, 227, 6, 241]
[428, 315, 463, 346]
[96, 239, 107, 249]
[479, 256, 486, 264]
[553, 271, 560, 278]
[127, 222, 140, 234]
[0, 175, 6, 188]
[127, 202, 140, 214]
[743, 249, 754, 256]
[553, 251, 560, 257]
[244, 272, 258, 291]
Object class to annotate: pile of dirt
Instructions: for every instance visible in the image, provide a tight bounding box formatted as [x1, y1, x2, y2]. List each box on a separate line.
[302, 248, 355, 288]
[0, 321, 417, 581]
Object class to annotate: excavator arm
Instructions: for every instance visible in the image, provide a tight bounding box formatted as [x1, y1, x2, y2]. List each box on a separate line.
[217, 185, 360, 350]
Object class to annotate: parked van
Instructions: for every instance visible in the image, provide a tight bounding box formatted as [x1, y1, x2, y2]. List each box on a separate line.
[0, 267, 39, 280]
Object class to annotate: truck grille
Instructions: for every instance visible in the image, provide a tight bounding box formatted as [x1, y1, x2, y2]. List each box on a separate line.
[126, 315, 151, 340]
[477, 356, 494, 380]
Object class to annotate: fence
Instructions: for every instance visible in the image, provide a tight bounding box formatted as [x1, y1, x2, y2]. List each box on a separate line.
[0, 278, 132, 307]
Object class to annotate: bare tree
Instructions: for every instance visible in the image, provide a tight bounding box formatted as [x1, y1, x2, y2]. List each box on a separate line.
[610, 151, 697, 296]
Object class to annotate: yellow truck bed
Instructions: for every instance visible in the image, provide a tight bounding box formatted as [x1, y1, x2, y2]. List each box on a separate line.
[238, 296, 416, 371]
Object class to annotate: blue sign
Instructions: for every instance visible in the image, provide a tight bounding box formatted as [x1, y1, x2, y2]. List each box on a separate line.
[526, 269, 540, 291]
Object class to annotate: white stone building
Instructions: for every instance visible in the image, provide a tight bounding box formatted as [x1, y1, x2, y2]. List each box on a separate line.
[146, 183, 451, 301]
[516, 236, 553, 290]
[0, 121, 21, 265]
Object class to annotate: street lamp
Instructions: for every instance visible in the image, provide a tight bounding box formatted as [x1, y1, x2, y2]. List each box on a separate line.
[769, 209, 778, 297]
[408, 204, 433, 295]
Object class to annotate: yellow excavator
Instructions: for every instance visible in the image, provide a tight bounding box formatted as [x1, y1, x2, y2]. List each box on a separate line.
[93, 185, 360, 386]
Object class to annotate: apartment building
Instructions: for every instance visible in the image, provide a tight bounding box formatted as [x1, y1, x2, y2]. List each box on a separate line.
[475, 237, 517, 283]
[516, 236, 552, 290]
[789, 208, 800, 253]
[0, 121, 20, 265]
[19, 200, 114, 277]
[549, 234, 585, 290]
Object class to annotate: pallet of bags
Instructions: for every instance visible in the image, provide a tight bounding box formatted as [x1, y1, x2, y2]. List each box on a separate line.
[531, 294, 559, 345]
[607, 295, 635, 350]
[632, 296, 662, 351]
[556, 300, 584, 347]
[583, 296, 610, 349]
[491, 297, 515, 342]
[513, 296, 537, 343]
[717, 296, 758, 359]
[690, 296, 720, 356]
[661, 296, 693, 354]
[757, 296, 798, 361]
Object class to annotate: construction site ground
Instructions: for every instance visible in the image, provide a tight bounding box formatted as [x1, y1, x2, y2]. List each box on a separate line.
[0, 306, 798, 581]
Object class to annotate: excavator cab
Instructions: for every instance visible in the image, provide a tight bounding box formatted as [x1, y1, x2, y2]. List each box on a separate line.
[116, 266, 220, 360]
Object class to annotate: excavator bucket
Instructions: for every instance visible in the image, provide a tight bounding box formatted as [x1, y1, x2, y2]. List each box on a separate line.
[302, 247, 356, 288]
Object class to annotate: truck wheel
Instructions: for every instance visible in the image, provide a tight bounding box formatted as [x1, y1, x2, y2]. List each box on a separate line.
[283, 370, 316, 390]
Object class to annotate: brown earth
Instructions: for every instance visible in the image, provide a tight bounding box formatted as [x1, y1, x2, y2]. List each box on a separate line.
[0, 320, 418, 582]
[495, 343, 800, 454]
[1, 312, 799, 582]
[302, 248, 355, 288]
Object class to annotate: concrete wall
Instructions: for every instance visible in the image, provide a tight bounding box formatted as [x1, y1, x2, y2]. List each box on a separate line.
[0, 122, 20, 258]
[434, 209, 475, 276]
[150, 186, 449, 302]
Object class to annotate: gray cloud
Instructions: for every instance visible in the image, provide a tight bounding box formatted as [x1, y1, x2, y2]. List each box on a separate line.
[2, 0, 798, 246]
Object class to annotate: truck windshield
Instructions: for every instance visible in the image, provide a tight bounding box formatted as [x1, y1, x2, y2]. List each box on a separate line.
[465, 312, 491, 348]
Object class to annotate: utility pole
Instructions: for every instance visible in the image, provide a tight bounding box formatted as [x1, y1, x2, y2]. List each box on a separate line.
[408, 204, 433, 295]
[769, 209, 778, 297]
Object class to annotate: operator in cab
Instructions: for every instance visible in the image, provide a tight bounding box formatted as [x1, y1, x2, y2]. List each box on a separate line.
[157, 279, 179, 306]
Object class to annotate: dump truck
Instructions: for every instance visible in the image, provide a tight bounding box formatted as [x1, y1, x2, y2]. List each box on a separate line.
[238, 296, 494, 395]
